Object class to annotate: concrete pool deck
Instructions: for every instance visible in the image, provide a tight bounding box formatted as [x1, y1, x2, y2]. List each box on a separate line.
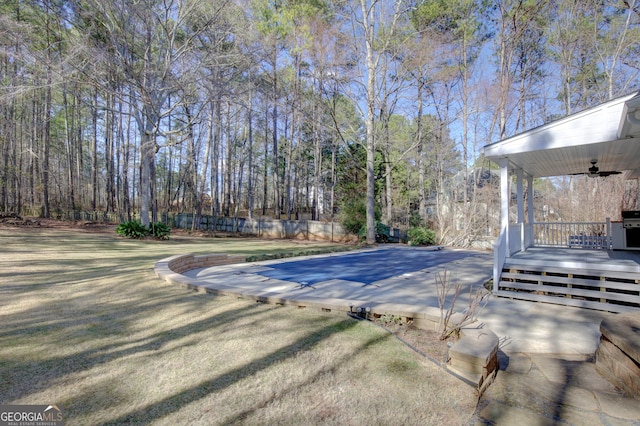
[155, 245, 615, 356]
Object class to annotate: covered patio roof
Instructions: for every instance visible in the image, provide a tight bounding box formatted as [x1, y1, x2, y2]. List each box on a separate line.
[483, 91, 640, 179]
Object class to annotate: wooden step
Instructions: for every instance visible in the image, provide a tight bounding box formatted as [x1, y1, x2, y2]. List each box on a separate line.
[499, 280, 640, 305]
[502, 261, 640, 282]
[500, 271, 640, 293]
[499, 254, 640, 313]
[493, 290, 638, 313]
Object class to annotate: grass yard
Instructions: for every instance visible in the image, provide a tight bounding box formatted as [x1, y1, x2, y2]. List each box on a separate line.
[0, 224, 476, 425]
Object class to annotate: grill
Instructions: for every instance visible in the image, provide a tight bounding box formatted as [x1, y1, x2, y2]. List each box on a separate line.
[622, 211, 640, 228]
[622, 211, 640, 247]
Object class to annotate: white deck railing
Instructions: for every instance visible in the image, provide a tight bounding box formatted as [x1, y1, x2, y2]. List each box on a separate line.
[532, 220, 610, 249]
[493, 228, 507, 291]
[495, 223, 530, 289]
[493, 220, 613, 300]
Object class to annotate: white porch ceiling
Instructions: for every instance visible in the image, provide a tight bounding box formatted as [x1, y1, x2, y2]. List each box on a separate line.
[483, 91, 640, 179]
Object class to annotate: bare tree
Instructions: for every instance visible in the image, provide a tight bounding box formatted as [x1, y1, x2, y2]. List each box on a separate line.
[345, 0, 409, 244]
[76, 0, 220, 226]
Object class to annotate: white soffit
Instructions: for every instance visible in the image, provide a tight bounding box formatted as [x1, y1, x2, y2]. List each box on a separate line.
[483, 91, 640, 178]
[618, 92, 640, 139]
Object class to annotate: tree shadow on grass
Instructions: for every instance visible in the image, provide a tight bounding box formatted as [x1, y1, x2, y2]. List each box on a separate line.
[221, 325, 391, 425]
[99, 318, 364, 425]
[0, 299, 267, 402]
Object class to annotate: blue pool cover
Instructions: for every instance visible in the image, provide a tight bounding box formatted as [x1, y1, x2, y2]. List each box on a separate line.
[257, 248, 473, 285]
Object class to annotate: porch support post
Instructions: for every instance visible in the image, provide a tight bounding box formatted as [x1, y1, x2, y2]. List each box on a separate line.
[527, 175, 534, 224]
[516, 168, 524, 224]
[527, 174, 534, 249]
[494, 158, 510, 292]
[499, 159, 509, 234]
[516, 168, 525, 252]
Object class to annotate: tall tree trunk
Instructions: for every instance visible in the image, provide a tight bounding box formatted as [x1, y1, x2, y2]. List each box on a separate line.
[360, 0, 377, 245]
[285, 104, 294, 220]
[461, 37, 469, 215]
[123, 105, 132, 221]
[197, 106, 212, 226]
[139, 103, 157, 227]
[74, 87, 84, 209]
[62, 85, 76, 209]
[92, 89, 98, 211]
[30, 95, 37, 208]
[262, 108, 269, 216]
[233, 138, 246, 232]
[1, 82, 13, 211]
[211, 99, 222, 221]
[223, 103, 233, 217]
[272, 49, 280, 219]
[417, 78, 426, 223]
[383, 110, 392, 225]
[105, 94, 115, 213]
[115, 98, 123, 215]
[247, 87, 254, 220]
[183, 105, 198, 224]
[312, 78, 322, 221]
[42, 79, 52, 218]
[384, 153, 392, 225]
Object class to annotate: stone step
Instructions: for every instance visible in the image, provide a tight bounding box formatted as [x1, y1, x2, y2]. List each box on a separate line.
[447, 321, 499, 393]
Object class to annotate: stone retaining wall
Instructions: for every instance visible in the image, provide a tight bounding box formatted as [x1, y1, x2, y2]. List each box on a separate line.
[595, 312, 640, 398]
[165, 253, 246, 274]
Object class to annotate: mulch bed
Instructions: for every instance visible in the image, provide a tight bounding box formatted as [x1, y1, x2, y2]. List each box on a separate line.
[376, 320, 451, 365]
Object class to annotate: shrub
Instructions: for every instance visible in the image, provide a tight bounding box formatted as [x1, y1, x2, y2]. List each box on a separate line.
[375, 221, 391, 243]
[379, 313, 403, 326]
[115, 220, 171, 240]
[339, 198, 391, 243]
[407, 226, 436, 246]
[408, 211, 423, 228]
[149, 221, 171, 240]
[357, 221, 391, 243]
[116, 220, 148, 239]
[339, 198, 368, 235]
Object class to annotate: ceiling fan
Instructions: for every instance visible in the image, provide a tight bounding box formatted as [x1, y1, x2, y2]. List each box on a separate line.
[575, 160, 621, 178]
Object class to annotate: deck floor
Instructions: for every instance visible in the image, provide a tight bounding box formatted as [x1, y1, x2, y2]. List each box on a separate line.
[510, 247, 640, 273]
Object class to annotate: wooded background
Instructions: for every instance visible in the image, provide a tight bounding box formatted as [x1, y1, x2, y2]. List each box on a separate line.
[1, 0, 639, 245]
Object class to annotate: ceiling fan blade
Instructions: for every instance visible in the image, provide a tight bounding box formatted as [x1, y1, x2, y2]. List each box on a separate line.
[598, 171, 621, 177]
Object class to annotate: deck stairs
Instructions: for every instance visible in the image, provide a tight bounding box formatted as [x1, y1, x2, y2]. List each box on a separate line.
[495, 257, 640, 313]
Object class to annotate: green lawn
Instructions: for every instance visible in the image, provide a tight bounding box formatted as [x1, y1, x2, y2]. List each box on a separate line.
[0, 227, 476, 425]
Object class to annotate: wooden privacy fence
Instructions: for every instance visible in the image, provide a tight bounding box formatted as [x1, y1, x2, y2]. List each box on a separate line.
[170, 213, 407, 243]
[20, 207, 123, 223]
[26, 209, 407, 243]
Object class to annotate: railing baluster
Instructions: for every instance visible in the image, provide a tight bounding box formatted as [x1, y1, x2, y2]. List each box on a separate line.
[532, 221, 608, 249]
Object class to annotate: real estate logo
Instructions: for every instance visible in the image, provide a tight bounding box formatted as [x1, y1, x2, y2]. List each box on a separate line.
[0, 405, 64, 426]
